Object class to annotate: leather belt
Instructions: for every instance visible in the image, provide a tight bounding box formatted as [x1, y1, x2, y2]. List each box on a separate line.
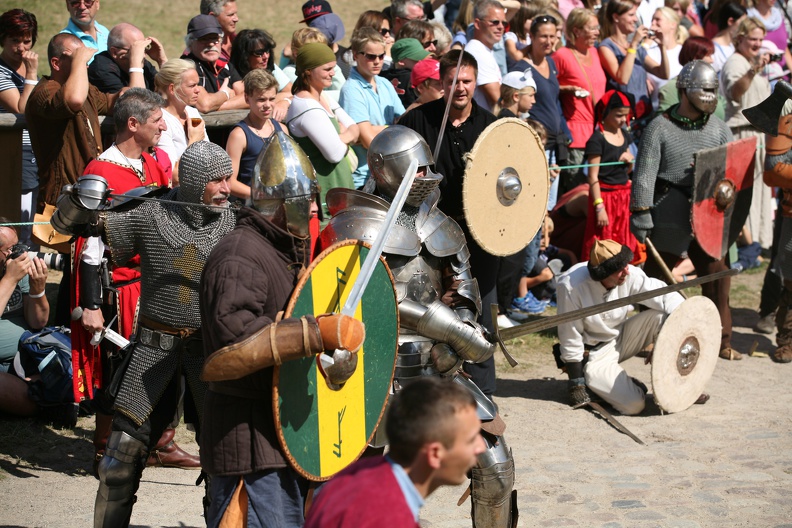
[136, 325, 186, 352]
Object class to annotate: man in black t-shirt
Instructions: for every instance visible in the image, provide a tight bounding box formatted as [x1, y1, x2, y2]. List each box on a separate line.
[399, 50, 502, 396]
[88, 23, 166, 94]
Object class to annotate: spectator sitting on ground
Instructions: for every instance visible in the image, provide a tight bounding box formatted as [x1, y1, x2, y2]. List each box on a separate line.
[0, 220, 48, 373]
[61, 0, 107, 54]
[200, 0, 238, 67]
[88, 23, 167, 93]
[229, 28, 294, 121]
[304, 377, 485, 527]
[180, 14, 246, 112]
[404, 57, 443, 113]
[226, 69, 285, 202]
[381, 37, 430, 108]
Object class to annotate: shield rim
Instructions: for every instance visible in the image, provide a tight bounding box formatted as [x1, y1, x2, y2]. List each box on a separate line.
[462, 117, 549, 256]
[272, 239, 399, 481]
[651, 296, 721, 413]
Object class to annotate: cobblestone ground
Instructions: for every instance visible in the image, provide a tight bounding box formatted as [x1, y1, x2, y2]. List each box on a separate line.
[1, 306, 790, 527]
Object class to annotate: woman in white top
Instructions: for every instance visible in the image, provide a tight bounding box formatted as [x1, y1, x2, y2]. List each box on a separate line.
[285, 42, 359, 221]
[646, 7, 687, 108]
[154, 58, 208, 185]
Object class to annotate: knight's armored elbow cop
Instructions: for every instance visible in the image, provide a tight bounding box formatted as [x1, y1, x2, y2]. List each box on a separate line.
[51, 175, 110, 236]
[399, 299, 496, 363]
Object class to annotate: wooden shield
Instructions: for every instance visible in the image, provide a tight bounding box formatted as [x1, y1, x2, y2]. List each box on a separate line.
[273, 240, 398, 481]
[691, 137, 756, 259]
[652, 296, 721, 413]
[462, 118, 549, 256]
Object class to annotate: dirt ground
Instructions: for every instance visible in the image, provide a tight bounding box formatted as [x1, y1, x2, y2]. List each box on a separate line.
[1, 266, 790, 528]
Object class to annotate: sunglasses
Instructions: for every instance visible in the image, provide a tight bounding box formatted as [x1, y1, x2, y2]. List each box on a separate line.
[484, 19, 507, 27]
[422, 39, 438, 49]
[380, 28, 392, 37]
[531, 15, 558, 31]
[359, 52, 385, 61]
[69, 0, 95, 7]
[252, 48, 271, 57]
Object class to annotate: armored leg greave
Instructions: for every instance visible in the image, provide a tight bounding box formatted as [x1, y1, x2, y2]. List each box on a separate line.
[94, 431, 148, 528]
[471, 433, 517, 528]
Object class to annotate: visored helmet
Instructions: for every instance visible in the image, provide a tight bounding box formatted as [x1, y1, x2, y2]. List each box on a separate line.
[368, 125, 442, 207]
[250, 132, 318, 238]
[677, 60, 719, 115]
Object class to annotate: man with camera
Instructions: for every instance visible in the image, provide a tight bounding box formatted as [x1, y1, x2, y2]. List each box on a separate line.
[0, 219, 49, 372]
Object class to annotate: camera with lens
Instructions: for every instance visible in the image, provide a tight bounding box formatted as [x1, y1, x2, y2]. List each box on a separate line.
[769, 52, 783, 63]
[646, 29, 656, 38]
[7, 243, 66, 270]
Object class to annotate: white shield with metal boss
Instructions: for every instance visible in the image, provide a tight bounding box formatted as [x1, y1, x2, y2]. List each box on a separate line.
[462, 118, 549, 256]
[651, 296, 721, 413]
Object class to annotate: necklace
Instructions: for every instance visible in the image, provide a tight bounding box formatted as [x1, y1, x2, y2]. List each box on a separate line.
[247, 118, 273, 140]
[111, 143, 145, 183]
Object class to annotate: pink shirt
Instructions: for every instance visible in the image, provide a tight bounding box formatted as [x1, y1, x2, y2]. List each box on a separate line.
[553, 46, 607, 149]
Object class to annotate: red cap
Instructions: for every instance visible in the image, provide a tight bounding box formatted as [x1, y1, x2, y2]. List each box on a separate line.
[410, 58, 440, 88]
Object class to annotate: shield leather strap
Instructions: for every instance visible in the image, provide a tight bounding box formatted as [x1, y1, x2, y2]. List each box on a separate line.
[462, 118, 549, 256]
[651, 296, 721, 413]
[691, 136, 756, 259]
[273, 240, 399, 481]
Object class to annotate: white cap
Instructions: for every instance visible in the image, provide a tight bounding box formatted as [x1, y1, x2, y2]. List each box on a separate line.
[502, 69, 536, 91]
[761, 39, 781, 56]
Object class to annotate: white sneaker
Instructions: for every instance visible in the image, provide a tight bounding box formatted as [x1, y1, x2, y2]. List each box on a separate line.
[497, 314, 519, 329]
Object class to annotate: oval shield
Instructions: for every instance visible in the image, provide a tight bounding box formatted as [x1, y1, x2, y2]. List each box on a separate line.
[273, 240, 399, 481]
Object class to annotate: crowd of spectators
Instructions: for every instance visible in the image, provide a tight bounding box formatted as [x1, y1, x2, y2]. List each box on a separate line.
[1, 0, 790, 381]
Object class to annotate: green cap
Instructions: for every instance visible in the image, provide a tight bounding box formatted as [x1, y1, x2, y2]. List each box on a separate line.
[391, 38, 430, 63]
[296, 42, 337, 74]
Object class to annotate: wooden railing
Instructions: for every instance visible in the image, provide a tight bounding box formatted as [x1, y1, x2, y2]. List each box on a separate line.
[0, 110, 248, 221]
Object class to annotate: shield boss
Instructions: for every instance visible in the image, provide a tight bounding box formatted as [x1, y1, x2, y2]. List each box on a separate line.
[651, 296, 721, 413]
[463, 118, 549, 256]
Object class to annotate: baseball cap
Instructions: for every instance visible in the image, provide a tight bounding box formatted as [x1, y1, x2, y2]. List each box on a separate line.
[392, 38, 430, 63]
[309, 12, 345, 44]
[301, 0, 333, 23]
[502, 69, 536, 91]
[411, 58, 440, 88]
[187, 14, 223, 39]
[761, 39, 781, 56]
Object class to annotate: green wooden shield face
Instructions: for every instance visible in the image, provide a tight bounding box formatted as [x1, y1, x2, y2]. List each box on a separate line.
[273, 240, 398, 481]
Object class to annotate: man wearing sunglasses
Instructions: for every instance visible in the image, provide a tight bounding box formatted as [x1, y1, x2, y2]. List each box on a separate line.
[464, 0, 506, 112]
[61, 0, 108, 55]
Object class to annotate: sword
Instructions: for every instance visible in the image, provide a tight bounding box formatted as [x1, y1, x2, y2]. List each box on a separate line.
[433, 49, 465, 161]
[491, 268, 737, 348]
[573, 400, 645, 445]
[339, 159, 419, 317]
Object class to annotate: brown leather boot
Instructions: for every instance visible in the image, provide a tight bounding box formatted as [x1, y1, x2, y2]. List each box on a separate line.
[146, 428, 201, 469]
[93, 412, 113, 479]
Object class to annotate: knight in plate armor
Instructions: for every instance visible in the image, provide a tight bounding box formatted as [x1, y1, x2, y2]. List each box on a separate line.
[320, 125, 517, 528]
[52, 141, 237, 528]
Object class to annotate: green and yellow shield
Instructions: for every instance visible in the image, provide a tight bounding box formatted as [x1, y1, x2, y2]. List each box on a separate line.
[273, 240, 398, 481]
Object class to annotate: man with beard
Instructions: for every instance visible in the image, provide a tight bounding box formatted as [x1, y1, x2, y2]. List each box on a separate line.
[199, 132, 365, 527]
[398, 50, 501, 397]
[52, 141, 236, 527]
[180, 14, 246, 113]
[70, 88, 197, 476]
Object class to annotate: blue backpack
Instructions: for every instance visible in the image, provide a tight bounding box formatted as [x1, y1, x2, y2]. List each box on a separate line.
[17, 326, 74, 404]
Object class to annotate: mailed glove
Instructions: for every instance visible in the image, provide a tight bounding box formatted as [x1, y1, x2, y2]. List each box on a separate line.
[317, 314, 366, 353]
[566, 361, 590, 406]
[630, 210, 653, 244]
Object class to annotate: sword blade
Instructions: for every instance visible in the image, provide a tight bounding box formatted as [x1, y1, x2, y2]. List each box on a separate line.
[497, 268, 737, 341]
[581, 401, 645, 445]
[340, 159, 419, 317]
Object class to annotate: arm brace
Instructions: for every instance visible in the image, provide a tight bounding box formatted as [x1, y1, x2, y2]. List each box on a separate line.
[79, 263, 103, 310]
[202, 316, 323, 382]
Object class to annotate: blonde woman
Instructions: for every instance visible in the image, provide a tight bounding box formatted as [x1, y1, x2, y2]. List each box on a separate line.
[154, 58, 208, 184]
[722, 17, 773, 249]
[646, 7, 687, 108]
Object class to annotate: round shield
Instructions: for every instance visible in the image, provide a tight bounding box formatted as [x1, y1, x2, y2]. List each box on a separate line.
[651, 296, 721, 413]
[462, 118, 549, 256]
[273, 240, 399, 481]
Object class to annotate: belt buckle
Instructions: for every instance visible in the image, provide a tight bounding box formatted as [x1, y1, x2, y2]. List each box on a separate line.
[159, 334, 175, 351]
[139, 327, 153, 346]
